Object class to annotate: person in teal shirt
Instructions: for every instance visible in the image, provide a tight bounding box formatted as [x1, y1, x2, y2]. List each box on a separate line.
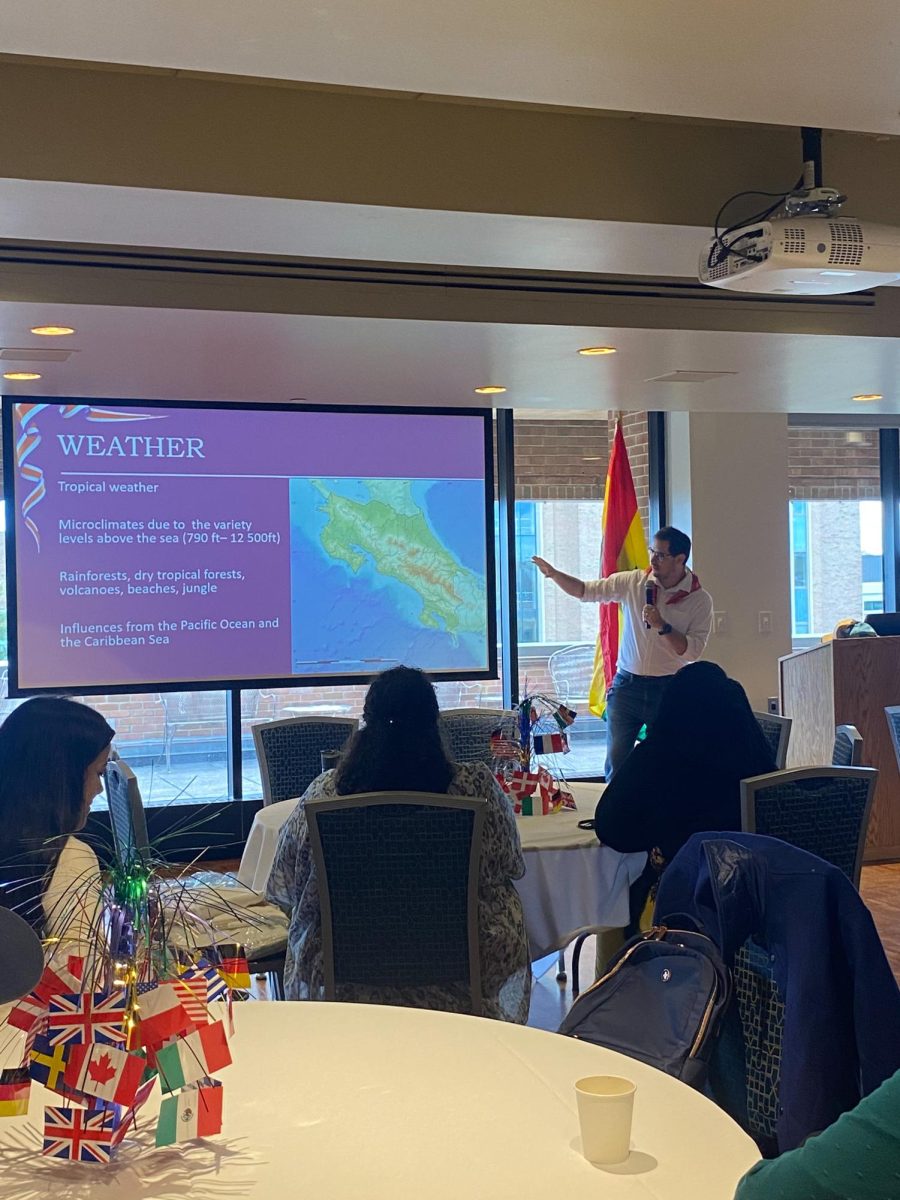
[735, 1068, 900, 1199]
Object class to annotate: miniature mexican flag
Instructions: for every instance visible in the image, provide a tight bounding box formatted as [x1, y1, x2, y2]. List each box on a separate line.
[155, 1080, 223, 1146]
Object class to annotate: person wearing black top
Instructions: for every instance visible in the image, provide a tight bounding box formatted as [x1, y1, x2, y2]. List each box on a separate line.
[594, 661, 775, 926]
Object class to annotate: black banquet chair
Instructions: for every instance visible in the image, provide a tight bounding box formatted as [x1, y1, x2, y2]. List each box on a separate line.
[438, 709, 514, 765]
[306, 791, 486, 1013]
[751, 712, 792, 770]
[253, 716, 359, 806]
[832, 723, 863, 767]
[740, 765, 877, 888]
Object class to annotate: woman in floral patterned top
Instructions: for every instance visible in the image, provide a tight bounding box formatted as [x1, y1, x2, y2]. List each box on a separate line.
[266, 666, 531, 1022]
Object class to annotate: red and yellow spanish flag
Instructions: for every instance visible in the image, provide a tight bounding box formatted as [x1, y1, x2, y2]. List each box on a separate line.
[587, 422, 650, 716]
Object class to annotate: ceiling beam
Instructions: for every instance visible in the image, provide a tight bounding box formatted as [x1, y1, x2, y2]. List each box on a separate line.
[1, 57, 899, 228]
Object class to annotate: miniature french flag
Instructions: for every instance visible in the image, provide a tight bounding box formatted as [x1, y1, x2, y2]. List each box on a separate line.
[533, 731, 569, 756]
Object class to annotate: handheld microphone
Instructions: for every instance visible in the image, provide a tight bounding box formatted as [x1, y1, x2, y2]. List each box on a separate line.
[645, 582, 657, 629]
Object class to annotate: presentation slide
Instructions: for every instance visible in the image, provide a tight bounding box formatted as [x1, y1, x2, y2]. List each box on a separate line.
[6, 401, 493, 692]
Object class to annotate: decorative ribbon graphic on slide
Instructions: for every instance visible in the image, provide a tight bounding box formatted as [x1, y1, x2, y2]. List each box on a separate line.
[14, 403, 163, 550]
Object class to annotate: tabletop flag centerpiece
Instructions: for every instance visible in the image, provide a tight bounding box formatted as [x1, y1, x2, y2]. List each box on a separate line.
[588, 420, 650, 718]
[491, 690, 578, 816]
[0, 819, 253, 1166]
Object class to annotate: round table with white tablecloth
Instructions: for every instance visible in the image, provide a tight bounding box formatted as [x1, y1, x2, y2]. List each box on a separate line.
[237, 779, 646, 959]
[0, 1003, 759, 1199]
[517, 781, 646, 958]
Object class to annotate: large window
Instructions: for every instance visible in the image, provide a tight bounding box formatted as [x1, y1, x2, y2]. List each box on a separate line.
[788, 427, 883, 645]
[511, 415, 650, 777]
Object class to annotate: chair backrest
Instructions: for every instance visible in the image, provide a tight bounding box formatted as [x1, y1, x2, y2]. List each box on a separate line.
[306, 792, 486, 1013]
[740, 766, 877, 887]
[752, 712, 792, 769]
[832, 724, 863, 767]
[547, 643, 596, 705]
[439, 708, 513, 765]
[105, 758, 150, 864]
[728, 935, 786, 1157]
[252, 716, 359, 805]
[885, 707, 900, 773]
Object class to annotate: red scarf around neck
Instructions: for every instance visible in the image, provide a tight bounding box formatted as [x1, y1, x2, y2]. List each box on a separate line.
[644, 566, 702, 605]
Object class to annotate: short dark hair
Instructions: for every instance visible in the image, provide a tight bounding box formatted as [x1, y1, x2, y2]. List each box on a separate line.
[654, 526, 691, 562]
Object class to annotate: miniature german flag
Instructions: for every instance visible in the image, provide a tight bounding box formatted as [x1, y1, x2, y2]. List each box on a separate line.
[0, 1068, 31, 1117]
[215, 946, 250, 990]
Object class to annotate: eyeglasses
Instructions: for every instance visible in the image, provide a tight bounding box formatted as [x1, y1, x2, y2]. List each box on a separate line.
[650, 550, 674, 561]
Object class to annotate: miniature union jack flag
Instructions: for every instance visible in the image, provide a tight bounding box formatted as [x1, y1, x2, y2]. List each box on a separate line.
[47, 992, 126, 1048]
[42, 1105, 119, 1164]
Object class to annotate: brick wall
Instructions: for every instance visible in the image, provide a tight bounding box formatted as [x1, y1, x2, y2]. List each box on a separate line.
[514, 418, 607, 500]
[788, 427, 880, 500]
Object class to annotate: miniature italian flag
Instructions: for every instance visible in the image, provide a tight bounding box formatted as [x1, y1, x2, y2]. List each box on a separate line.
[156, 1022, 232, 1093]
[155, 1080, 223, 1146]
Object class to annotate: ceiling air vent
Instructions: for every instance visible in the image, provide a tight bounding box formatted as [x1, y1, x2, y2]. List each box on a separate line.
[645, 370, 738, 384]
[0, 348, 76, 362]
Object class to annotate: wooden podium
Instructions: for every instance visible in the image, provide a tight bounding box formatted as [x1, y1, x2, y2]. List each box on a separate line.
[779, 636, 900, 861]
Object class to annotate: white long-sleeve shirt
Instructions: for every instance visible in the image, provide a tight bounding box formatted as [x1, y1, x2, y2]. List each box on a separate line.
[582, 567, 713, 677]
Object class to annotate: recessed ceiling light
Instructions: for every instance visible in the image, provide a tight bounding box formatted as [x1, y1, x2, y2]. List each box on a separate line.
[578, 346, 617, 356]
[852, 393, 883, 402]
[3, 371, 42, 381]
[474, 385, 507, 395]
[30, 325, 75, 336]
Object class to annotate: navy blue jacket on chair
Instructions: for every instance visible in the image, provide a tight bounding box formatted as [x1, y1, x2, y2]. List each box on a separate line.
[654, 832, 900, 1154]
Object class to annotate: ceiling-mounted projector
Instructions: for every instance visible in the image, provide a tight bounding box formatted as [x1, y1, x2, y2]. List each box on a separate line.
[699, 215, 900, 295]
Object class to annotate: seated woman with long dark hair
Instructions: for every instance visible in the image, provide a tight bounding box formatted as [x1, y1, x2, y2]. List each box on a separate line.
[0, 697, 114, 956]
[267, 666, 531, 1021]
[595, 662, 775, 921]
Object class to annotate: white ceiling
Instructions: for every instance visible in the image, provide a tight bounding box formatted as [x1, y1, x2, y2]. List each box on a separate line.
[1, 301, 898, 415]
[4, 0, 900, 134]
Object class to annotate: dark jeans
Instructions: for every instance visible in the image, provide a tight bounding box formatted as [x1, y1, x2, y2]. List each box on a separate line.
[604, 669, 671, 780]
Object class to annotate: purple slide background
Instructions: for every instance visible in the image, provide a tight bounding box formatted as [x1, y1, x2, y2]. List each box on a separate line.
[11, 404, 486, 689]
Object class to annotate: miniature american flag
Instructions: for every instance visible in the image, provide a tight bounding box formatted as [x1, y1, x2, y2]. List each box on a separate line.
[171, 976, 209, 1027]
[42, 1105, 119, 1164]
[47, 992, 126, 1048]
[489, 729, 521, 760]
[181, 965, 228, 1004]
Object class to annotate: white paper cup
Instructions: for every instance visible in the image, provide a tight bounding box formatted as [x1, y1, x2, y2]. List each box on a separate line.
[574, 1075, 636, 1164]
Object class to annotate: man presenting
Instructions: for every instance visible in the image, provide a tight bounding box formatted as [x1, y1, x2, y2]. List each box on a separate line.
[533, 526, 713, 778]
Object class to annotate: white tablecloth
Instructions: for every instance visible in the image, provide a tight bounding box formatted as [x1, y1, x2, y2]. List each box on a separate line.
[519, 782, 646, 958]
[237, 780, 646, 958]
[0, 1003, 759, 1198]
